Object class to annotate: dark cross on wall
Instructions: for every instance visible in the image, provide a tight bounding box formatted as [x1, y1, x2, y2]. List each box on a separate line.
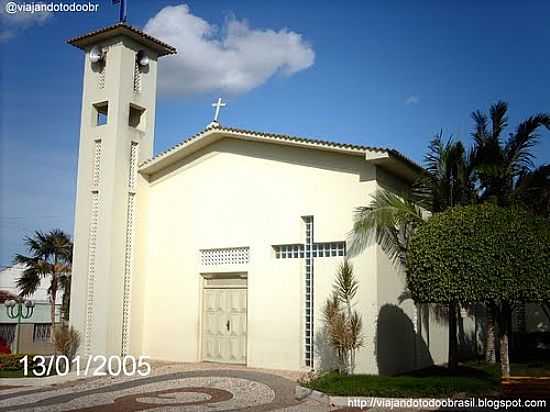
[273, 216, 347, 368]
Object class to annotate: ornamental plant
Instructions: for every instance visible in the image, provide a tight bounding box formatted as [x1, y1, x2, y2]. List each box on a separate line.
[54, 324, 81, 362]
[406, 203, 550, 377]
[323, 261, 364, 374]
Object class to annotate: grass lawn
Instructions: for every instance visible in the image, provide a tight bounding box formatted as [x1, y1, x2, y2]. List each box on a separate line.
[0, 368, 58, 378]
[510, 361, 550, 377]
[303, 361, 550, 398]
[0, 369, 31, 378]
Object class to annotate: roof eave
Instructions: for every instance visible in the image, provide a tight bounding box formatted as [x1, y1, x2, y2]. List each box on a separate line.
[67, 23, 176, 56]
[138, 126, 424, 181]
[366, 152, 423, 183]
[139, 128, 370, 177]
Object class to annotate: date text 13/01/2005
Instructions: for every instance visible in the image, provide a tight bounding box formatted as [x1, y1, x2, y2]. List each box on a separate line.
[19, 355, 152, 377]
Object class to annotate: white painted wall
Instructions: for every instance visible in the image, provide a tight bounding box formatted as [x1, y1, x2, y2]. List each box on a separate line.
[135, 137, 391, 373]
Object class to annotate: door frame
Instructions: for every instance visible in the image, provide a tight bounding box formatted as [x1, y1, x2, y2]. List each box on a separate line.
[199, 272, 248, 364]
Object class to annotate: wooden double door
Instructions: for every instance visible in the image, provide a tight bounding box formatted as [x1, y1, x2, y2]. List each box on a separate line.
[202, 287, 247, 364]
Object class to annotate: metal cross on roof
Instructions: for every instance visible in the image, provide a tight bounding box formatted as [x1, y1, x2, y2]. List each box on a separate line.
[211, 98, 226, 123]
[112, 0, 127, 23]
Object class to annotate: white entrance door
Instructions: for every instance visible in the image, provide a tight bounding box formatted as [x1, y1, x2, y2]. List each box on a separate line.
[202, 288, 247, 364]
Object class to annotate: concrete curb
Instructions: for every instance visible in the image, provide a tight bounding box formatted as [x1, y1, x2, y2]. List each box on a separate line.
[295, 385, 330, 404]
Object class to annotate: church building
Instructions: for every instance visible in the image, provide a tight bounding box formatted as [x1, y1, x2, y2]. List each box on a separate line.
[68, 23, 461, 374]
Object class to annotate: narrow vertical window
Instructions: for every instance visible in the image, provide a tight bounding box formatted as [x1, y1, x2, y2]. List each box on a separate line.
[93, 102, 108, 126]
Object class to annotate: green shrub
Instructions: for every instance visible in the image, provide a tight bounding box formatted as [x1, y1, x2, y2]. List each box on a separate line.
[0, 353, 39, 371]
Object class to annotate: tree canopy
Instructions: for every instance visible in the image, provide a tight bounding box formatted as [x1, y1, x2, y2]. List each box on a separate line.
[406, 203, 550, 304]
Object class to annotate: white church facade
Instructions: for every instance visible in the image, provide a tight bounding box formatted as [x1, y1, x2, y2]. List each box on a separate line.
[67, 23, 462, 375]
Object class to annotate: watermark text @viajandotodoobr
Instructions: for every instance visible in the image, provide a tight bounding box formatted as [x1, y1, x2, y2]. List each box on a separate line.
[348, 397, 547, 410]
[4, 1, 99, 15]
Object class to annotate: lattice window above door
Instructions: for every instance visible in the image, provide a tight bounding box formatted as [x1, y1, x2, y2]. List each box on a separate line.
[200, 247, 250, 266]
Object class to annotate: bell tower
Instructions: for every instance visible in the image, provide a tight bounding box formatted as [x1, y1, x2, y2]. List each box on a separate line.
[68, 24, 176, 356]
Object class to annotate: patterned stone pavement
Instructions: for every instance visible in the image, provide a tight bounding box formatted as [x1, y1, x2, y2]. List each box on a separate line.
[0, 365, 338, 412]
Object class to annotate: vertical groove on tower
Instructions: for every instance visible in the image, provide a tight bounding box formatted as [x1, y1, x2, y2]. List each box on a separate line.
[121, 141, 139, 355]
[133, 61, 142, 93]
[84, 139, 102, 355]
[98, 61, 106, 89]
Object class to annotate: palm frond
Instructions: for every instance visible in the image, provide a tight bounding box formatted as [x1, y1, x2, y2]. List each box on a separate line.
[471, 110, 489, 146]
[23, 230, 51, 258]
[424, 131, 447, 179]
[489, 101, 508, 140]
[334, 261, 358, 304]
[49, 229, 73, 261]
[505, 114, 550, 176]
[16, 270, 42, 297]
[12, 229, 73, 301]
[414, 131, 476, 212]
[513, 164, 550, 217]
[323, 293, 341, 323]
[348, 189, 424, 261]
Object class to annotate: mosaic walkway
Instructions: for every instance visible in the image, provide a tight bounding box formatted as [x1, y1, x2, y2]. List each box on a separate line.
[0, 365, 342, 411]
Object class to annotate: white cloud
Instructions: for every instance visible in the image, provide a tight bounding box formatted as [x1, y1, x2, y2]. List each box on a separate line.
[405, 95, 420, 105]
[144, 3, 315, 96]
[0, 0, 52, 41]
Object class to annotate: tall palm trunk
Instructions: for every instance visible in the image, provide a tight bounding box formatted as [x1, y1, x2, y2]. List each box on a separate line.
[50, 274, 57, 346]
[542, 303, 550, 323]
[457, 309, 467, 358]
[448, 302, 458, 369]
[62, 275, 71, 323]
[499, 303, 512, 378]
[50, 255, 58, 346]
[485, 303, 497, 364]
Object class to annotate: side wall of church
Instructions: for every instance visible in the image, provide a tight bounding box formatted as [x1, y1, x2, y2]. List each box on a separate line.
[374, 168, 488, 373]
[135, 137, 381, 372]
[374, 168, 451, 372]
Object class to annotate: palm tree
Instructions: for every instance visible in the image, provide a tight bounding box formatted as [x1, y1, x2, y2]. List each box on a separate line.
[513, 164, 550, 218]
[472, 101, 550, 207]
[350, 132, 475, 369]
[471, 102, 550, 364]
[13, 230, 73, 335]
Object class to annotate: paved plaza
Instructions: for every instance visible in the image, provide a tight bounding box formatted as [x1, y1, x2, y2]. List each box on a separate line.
[0, 362, 359, 412]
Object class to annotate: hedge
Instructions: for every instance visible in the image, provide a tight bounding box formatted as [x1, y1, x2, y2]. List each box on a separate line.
[0, 353, 39, 371]
[406, 203, 550, 304]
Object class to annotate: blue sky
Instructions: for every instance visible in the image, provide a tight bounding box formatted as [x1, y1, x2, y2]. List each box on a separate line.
[0, 0, 549, 265]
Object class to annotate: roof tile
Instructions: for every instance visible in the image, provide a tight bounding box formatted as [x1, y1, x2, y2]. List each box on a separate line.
[67, 22, 176, 56]
[140, 125, 422, 172]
